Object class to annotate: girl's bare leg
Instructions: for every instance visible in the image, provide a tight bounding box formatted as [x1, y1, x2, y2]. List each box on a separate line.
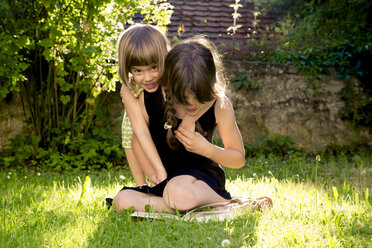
[113, 189, 174, 213]
[163, 175, 230, 212]
[124, 148, 146, 186]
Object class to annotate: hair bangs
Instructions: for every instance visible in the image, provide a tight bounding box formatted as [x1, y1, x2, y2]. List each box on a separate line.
[170, 71, 189, 105]
[189, 70, 216, 104]
[127, 40, 159, 67]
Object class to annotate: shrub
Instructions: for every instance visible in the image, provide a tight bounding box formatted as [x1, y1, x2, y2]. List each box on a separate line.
[0, 0, 173, 170]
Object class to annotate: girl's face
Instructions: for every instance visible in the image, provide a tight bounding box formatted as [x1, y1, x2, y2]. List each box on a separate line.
[130, 64, 159, 92]
[174, 91, 214, 118]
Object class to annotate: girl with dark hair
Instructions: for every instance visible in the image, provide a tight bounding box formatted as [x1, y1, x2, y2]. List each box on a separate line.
[112, 36, 271, 213]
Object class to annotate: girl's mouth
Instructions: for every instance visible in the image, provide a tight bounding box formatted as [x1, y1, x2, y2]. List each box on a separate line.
[143, 83, 157, 89]
[187, 107, 198, 113]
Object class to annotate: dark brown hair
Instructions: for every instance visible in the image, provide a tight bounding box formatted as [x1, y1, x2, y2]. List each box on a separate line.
[160, 36, 227, 149]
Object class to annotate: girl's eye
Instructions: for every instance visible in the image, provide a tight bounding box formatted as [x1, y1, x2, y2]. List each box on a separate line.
[152, 65, 158, 70]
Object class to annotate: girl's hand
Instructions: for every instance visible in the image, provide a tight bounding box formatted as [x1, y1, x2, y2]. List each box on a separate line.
[174, 127, 211, 155]
[156, 169, 167, 183]
[148, 175, 160, 186]
[149, 168, 167, 186]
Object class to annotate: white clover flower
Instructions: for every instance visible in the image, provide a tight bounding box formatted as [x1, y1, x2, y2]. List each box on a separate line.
[253, 173, 257, 177]
[316, 155, 321, 162]
[268, 171, 273, 176]
[7, 176, 10, 179]
[221, 239, 231, 247]
[37, 172, 41, 176]
[119, 175, 126, 180]
[8, 172, 12, 175]
[24, 176, 27, 179]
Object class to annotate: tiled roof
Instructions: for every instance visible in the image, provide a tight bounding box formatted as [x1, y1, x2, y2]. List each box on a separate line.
[132, 0, 278, 59]
[166, 0, 277, 45]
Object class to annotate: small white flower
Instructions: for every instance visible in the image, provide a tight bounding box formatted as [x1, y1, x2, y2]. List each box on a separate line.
[253, 173, 257, 177]
[7, 176, 10, 179]
[8, 172, 12, 175]
[316, 155, 321, 162]
[37, 172, 41, 176]
[24, 176, 27, 179]
[268, 171, 272, 176]
[221, 239, 231, 247]
[119, 175, 126, 180]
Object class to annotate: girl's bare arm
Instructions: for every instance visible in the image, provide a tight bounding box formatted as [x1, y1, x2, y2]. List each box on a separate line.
[175, 96, 245, 168]
[120, 85, 167, 182]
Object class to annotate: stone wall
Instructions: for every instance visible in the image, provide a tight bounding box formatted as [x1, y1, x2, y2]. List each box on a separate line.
[224, 60, 372, 150]
[1, 61, 371, 151]
[0, 93, 29, 151]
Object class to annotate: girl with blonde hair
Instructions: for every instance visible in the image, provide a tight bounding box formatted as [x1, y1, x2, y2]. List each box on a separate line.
[117, 23, 169, 186]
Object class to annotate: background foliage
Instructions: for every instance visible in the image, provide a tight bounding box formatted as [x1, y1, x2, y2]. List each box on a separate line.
[249, 0, 372, 126]
[1, 0, 371, 170]
[0, 0, 173, 170]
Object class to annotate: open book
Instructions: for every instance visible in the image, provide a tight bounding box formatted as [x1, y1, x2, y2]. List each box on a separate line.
[131, 205, 237, 222]
[131, 196, 272, 222]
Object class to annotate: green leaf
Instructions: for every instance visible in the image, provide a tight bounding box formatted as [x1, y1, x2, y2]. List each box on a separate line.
[60, 95, 71, 105]
[332, 187, 338, 201]
[38, 38, 53, 48]
[56, 77, 72, 92]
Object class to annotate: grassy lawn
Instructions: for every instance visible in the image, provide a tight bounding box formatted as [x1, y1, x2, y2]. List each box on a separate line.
[1, 154, 371, 247]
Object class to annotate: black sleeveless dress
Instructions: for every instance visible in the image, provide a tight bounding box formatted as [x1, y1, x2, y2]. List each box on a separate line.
[120, 86, 231, 200]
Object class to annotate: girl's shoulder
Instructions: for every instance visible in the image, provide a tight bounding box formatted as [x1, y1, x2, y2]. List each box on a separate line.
[215, 95, 233, 112]
[214, 95, 235, 122]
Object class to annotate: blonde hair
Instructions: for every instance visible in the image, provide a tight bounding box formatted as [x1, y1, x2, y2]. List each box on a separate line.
[160, 36, 227, 149]
[117, 23, 169, 89]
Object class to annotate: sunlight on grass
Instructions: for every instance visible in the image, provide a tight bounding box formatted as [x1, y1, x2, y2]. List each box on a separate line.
[1, 155, 371, 247]
[226, 169, 371, 248]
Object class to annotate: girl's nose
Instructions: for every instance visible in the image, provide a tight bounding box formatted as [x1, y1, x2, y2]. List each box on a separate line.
[144, 71, 152, 81]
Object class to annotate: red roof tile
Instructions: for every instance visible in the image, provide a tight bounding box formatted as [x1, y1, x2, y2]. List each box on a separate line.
[166, 0, 277, 44]
[131, 0, 278, 59]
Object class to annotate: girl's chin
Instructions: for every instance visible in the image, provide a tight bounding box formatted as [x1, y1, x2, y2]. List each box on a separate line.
[143, 85, 159, 92]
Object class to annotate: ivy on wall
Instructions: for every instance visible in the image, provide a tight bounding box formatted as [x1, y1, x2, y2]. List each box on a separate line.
[231, 0, 372, 126]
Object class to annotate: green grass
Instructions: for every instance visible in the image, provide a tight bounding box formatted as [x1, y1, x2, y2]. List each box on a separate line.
[1, 154, 371, 247]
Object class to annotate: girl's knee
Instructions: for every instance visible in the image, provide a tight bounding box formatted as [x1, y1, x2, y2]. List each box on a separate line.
[163, 180, 197, 211]
[112, 190, 134, 211]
